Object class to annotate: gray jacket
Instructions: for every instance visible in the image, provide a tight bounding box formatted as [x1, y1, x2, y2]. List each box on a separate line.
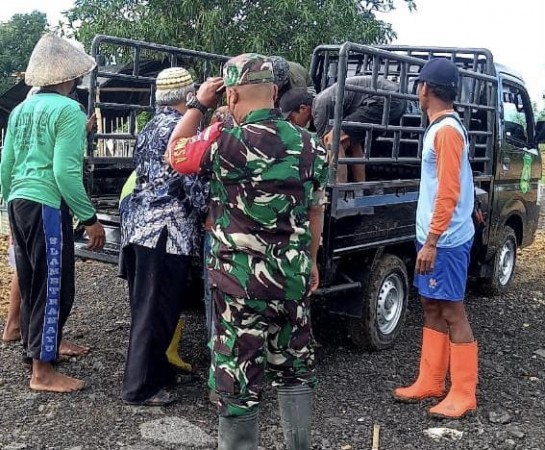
[312, 75, 402, 137]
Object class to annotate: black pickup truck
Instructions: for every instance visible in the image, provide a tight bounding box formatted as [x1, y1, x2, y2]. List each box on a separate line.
[310, 43, 543, 349]
[78, 37, 543, 351]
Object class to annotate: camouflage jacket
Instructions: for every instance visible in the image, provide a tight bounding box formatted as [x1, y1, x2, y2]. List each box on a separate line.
[169, 108, 328, 300]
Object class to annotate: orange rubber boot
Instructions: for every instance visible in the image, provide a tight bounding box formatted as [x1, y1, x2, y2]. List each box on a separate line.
[394, 328, 449, 402]
[429, 341, 478, 419]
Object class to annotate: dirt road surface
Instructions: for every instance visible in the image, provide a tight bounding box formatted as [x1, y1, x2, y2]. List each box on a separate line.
[1, 234, 545, 450]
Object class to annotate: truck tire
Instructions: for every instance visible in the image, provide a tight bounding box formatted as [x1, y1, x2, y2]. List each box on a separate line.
[347, 254, 408, 351]
[478, 226, 517, 295]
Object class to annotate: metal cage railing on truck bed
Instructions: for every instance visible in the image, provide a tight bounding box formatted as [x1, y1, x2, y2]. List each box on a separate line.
[75, 35, 229, 263]
[310, 43, 499, 275]
[310, 43, 498, 187]
[87, 35, 230, 168]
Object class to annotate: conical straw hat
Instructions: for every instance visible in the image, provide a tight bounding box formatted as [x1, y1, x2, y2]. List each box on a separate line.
[25, 34, 96, 87]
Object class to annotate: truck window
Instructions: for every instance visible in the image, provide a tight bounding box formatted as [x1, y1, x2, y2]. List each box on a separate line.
[502, 83, 533, 144]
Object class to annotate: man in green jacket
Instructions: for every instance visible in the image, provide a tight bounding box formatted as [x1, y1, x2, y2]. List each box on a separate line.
[0, 34, 105, 393]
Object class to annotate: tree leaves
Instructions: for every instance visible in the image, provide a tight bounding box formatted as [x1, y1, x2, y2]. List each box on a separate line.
[0, 11, 48, 95]
[65, 0, 415, 66]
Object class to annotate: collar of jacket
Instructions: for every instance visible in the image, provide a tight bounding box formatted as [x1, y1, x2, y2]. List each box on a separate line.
[156, 106, 183, 117]
[241, 108, 283, 125]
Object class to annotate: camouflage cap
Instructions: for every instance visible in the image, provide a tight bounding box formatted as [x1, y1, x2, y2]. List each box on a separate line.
[223, 53, 275, 87]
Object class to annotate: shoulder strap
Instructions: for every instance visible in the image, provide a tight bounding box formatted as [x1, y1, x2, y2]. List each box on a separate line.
[428, 114, 484, 224]
[426, 113, 469, 146]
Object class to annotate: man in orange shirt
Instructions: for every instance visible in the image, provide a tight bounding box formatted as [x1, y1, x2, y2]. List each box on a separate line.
[394, 58, 478, 419]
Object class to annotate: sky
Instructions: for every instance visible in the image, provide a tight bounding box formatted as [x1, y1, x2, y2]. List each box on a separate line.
[1, 0, 543, 107]
[0, 0, 72, 26]
[377, 0, 544, 108]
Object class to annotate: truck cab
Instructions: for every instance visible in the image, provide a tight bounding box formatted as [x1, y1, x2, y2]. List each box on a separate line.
[490, 64, 541, 283]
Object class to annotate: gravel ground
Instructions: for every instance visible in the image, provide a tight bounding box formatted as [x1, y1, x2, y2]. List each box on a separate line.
[1, 234, 545, 450]
[0, 236, 14, 316]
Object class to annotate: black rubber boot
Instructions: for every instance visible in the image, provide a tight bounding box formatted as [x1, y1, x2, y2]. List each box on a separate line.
[217, 410, 258, 450]
[277, 384, 313, 450]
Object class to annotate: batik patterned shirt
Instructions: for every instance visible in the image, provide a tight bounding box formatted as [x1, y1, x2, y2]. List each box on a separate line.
[167, 108, 329, 300]
[121, 107, 208, 255]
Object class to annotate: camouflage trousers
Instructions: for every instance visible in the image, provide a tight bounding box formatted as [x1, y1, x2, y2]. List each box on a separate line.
[208, 289, 317, 417]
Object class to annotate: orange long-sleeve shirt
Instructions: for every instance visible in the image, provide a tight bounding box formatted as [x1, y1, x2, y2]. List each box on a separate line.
[429, 110, 465, 235]
[416, 110, 475, 247]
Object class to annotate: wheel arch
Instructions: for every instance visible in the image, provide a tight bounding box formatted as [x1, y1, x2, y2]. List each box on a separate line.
[505, 213, 523, 246]
[497, 197, 526, 247]
[476, 224, 518, 295]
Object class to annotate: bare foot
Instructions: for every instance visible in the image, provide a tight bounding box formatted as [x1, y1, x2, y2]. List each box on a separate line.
[2, 327, 21, 342]
[30, 361, 85, 393]
[59, 340, 91, 357]
[30, 372, 86, 393]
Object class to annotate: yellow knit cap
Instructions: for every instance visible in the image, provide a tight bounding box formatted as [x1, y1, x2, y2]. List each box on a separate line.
[156, 67, 194, 91]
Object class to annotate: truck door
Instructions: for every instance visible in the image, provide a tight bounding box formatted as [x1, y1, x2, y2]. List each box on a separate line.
[496, 80, 540, 222]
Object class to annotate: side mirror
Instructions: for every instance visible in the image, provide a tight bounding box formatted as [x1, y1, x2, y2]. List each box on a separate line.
[536, 120, 545, 144]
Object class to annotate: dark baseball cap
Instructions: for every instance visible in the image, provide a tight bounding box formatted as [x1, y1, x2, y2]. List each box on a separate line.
[415, 58, 459, 88]
[279, 87, 314, 118]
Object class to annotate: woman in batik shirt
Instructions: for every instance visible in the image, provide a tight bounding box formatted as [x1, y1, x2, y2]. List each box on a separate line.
[119, 67, 207, 406]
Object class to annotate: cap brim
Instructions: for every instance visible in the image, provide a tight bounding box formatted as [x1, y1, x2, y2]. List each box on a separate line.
[281, 111, 292, 119]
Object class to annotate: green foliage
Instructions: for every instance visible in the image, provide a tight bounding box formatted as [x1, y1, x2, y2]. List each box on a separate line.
[533, 100, 545, 122]
[136, 111, 153, 130]
[0, 11, 48, 95]
[66, 0, 415, 66]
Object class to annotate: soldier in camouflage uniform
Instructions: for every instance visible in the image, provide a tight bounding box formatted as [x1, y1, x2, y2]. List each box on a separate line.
[167, 54, 328, 450]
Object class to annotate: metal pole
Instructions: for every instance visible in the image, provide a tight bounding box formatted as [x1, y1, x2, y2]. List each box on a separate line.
[330, 42, 350, 186]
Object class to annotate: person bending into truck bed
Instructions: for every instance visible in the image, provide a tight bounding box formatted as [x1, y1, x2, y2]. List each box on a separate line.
[284, 76, 406, 183]
[119, 67, 208, 406]
[394, 58, 478, 419]
[279, 87, 315, 131]
[0, 35, 106, 393]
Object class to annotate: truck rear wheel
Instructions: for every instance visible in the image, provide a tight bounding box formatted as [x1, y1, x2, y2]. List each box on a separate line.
[348, 254, 408, 351]
[479, 225, 517, 295]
